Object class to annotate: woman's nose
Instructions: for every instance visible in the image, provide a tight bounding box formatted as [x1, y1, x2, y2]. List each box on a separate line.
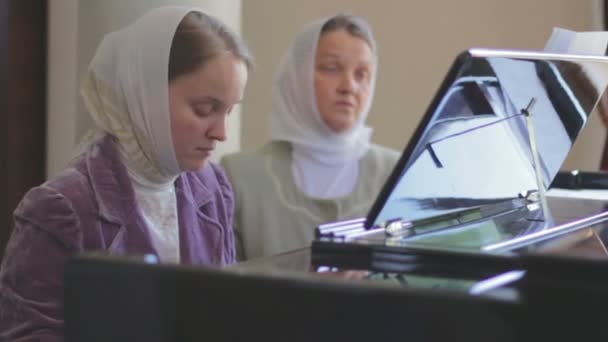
[208, 116, 227, 141]
[337, 73, 356, 94]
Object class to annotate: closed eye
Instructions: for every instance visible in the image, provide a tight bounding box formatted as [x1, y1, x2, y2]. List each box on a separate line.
[193, 97, 225, 117]
[355, 69, 370, 82]
[318, 63, 341, 73]
[194, 103, 214, 117]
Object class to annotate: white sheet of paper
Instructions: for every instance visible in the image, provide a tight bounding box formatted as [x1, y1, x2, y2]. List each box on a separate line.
[544, 27, 608, 56]
[547, 188, 608, 201]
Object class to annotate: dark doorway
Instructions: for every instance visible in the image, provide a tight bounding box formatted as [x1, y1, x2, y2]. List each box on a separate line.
[0, 0, 47, 257]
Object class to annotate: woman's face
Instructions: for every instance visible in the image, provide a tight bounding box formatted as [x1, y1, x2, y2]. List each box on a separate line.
[314, 29, 373, 133]
[169, 53, 248, 171]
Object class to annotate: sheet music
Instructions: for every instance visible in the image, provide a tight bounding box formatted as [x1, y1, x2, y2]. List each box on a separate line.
[544, 27, 608, 56]
[547, 188, 608, 200]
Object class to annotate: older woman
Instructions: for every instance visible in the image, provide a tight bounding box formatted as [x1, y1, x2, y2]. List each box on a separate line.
[221, 14, 399, 260]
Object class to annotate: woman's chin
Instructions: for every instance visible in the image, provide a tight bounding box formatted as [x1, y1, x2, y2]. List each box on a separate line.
[328, 120, 355, 134]
[323, 113, 356, 133]
[179, 158, 208, 172]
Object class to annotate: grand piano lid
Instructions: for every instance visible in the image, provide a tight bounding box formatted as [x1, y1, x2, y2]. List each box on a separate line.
[365, 48, 608, 230]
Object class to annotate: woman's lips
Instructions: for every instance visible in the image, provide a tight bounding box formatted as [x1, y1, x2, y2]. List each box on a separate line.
[196, 147, 214, 157]
[335, 100, 354, 107]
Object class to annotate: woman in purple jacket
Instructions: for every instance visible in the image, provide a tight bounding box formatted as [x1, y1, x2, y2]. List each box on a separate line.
[0, 6, 251, 341]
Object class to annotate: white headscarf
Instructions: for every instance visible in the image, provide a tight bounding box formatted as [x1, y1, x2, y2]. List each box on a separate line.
[80, 6, 198, 185]
[267, 16, 378, 166]
[80, 6, 215, 263]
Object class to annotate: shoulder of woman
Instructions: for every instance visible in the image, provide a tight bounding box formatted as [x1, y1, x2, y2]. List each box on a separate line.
[14, 167, 89, 247]
[220, 145, 278, 178]
[368, 143, 401, 164]
[221, 149, 265, 166]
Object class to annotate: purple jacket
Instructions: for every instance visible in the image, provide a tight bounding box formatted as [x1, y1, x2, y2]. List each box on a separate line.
[0, 135, 235, 341]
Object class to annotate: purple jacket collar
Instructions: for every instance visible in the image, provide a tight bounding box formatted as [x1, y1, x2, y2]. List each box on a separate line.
[76, 135, 232, 265]
[86, 135, 213, 226]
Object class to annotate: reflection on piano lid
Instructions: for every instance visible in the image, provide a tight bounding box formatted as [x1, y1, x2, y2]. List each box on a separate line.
[366, 48, 608, 230]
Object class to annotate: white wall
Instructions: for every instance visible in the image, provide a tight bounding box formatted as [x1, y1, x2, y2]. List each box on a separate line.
[46, 0, 242, 178]
[241, 0, 606, 171]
